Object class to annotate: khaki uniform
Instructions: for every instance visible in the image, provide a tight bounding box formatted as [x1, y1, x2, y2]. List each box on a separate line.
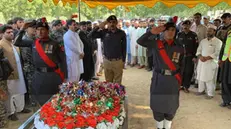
[103, 59, 124, 84]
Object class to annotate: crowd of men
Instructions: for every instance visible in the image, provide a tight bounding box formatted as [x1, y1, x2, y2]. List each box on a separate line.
[0, 11, 231, 129]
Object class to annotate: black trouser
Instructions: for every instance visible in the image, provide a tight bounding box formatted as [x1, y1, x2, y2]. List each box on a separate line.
[153, 111, 175, 121]
[148, 56, 153, 70]
[182, 56, 194, 89]
[221, 82, 231, 104]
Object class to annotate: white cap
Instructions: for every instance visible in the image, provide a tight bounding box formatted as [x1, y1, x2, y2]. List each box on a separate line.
[208, 24, 217, 30]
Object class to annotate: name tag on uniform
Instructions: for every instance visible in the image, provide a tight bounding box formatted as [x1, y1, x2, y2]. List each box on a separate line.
[48, 45, 53, 54]
[172, 52, 180, 63]
[45, 44, 53, 54]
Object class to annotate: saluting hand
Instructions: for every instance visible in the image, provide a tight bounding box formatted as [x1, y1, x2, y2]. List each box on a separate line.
[150, 26, 165, 35]
[21, 21, 34, 30]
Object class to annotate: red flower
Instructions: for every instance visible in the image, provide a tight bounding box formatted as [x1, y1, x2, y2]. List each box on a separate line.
[97, 115, 105, 122]
[86, 117, 97, 128]
[104, 114, 113, 123]
[75, 115, 86, 127]
[57, 122, 65, 128]
[65, 116, 74, 124]
[47, 118, 56, 126]
[66, 123, 75, 129]
[55, 114, 64, 122]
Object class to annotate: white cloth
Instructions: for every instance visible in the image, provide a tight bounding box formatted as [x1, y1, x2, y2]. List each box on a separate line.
[130, 27, 139, 56]
[64, 30, 84, 82]
[95, 38, 103, 73]
[196, 37, 222, 82]
[198, 80, 215, 96]
[6, 46, 26, 115]
[5, 94, 25, 115]
[7, 46, 27, 95]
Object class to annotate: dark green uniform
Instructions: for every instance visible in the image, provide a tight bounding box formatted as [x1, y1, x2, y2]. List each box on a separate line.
[14, 30, 67, 106]
[19, 34, 35, 105]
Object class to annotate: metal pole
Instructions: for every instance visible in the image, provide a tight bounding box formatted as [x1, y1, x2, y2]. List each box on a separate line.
[78, 0, 81, 22]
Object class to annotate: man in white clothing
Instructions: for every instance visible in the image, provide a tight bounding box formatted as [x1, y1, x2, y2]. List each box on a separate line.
[130, 20, 139, 66]
[63, 19, 84, 82]
[196, 25, 222, 99]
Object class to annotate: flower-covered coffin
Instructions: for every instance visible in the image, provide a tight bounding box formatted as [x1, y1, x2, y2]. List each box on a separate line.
[34, 81, 126, 129]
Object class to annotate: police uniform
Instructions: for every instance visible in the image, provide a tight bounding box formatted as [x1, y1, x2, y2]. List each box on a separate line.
[88, 15, 126, 85]
[137, 22, 184, 129]
[220, 28, 231, 107]
[14, 18, 66, 106]
[177, 20, 199, 91]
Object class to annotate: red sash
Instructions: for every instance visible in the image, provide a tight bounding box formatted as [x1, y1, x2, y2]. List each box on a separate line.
[35, 39, 64, 81]
[157, 40, 182, 87]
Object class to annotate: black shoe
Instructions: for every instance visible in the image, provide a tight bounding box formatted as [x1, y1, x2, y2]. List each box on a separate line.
[184, 88, 190, 93]
[219, 103, 230, 107]
[21, 108, 31, 113]
[8, 114, 18, 121]
[92, 76, 99, 80]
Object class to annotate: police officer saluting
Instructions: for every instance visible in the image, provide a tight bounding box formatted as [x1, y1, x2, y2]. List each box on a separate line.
[14, 18, 66, 106]
[88, 15, 126, 85]
[137, 22, 184, 129]
[177, 20, 199, 93]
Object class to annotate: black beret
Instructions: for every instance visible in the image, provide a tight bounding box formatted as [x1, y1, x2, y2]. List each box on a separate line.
[107, 15, 117, 22]
[182, 20, 191, 25]
[52, 20, 62, 27]
[164, 22, 176, 31]
[36, 17, 49, 30]
[221, 13, 231, 19]
[79, 21, 87, 26]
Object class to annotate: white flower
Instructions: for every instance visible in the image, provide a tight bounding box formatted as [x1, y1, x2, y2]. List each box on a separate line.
[113, 118, 120, 128]
[86, 127, 94, 129]
[119, 116, 124, 125]
[96, 122, 107, 129]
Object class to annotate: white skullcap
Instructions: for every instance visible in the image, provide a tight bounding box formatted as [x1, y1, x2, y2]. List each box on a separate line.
[93, 21, 98, 24]
[208, 24, 217, 30]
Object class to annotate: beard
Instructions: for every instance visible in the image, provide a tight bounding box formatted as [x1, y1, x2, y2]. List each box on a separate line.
[207, 34, 214, 38]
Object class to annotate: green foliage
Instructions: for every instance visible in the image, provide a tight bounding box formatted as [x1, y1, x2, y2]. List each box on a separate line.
[0, 0, 230, 23]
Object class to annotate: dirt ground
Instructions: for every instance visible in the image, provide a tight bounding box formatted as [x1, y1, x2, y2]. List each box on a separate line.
[5, 67, 231, 129]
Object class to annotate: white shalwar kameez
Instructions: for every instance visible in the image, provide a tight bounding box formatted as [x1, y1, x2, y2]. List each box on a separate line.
[5, 46, 27, 115]
[64, 30, 84, 82]
[196, 37, 222, 96]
